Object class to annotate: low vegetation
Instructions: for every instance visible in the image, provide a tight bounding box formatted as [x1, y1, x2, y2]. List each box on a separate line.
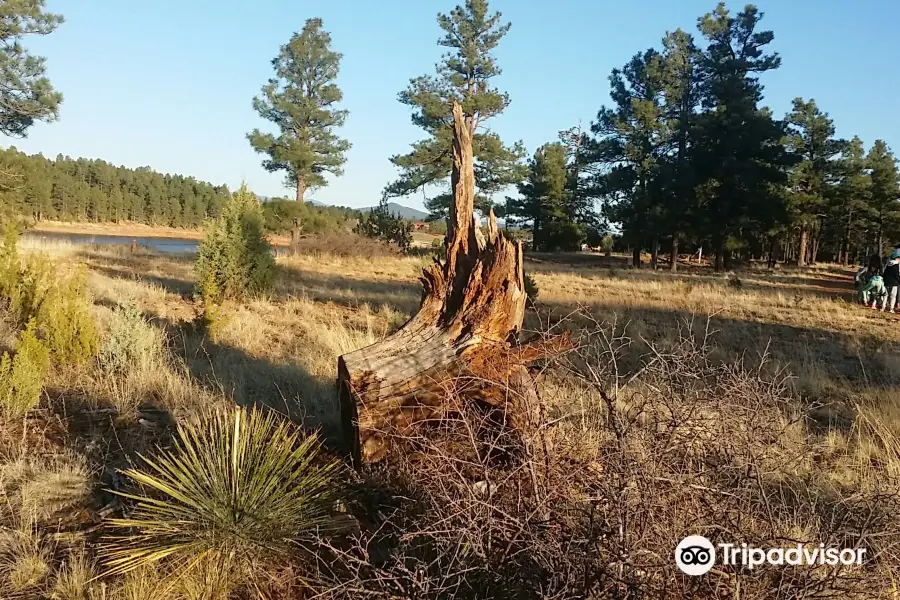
[0, 234, 897, 598]
[195, 184, 276, 304]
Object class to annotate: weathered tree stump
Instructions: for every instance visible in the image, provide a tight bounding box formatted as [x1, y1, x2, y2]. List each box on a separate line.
[337, 102, 567, 466]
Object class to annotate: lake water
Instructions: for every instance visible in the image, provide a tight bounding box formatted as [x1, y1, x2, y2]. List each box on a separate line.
[23, 231, 199, 254]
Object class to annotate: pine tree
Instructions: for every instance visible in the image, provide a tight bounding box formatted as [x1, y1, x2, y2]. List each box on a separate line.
[0, 0, 63, 138]
[867, 140, 900, 256]
[505, 143, 574, 251]
[387, 0, 526, 218]
[692, 3, 793, 271]
[588, 49, 667, 267]
[248, 18, 350, 203]
[658, 28, 700, 271]
[784, 98, 845, 265]
[829, 137, 871, 263]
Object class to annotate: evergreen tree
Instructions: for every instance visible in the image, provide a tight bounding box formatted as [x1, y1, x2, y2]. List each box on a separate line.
[828, 136, 871, 264]
[658, 28, 700, 271]
[692, 3, 793, 271]
[867, 140, 900, 256]
[505, 143, 575, 251]
[248, 18, 350, 203]
[195, 184, 275, 302]
[0, 0, 63, 138]
[588, 49, 667, 267]
[387, 0, 526, 218]
[784, 98, 845, 265]
[354, 195, 413, 252]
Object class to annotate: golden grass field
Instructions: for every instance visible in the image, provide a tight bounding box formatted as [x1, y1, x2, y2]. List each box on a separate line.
[3, 235, 900, 598]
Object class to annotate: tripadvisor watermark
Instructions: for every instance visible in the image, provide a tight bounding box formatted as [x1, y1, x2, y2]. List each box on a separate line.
[675, 535, 867, 576]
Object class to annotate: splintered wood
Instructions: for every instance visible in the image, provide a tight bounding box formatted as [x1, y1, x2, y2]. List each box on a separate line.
[337, 101, 568, 466]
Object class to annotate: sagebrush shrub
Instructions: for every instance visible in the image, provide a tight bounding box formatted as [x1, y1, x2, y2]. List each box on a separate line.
[100, 302, 163, 374]
[0, 320, 50, 420]
[195, 184, 275, 303]
[36, 267, 98, 365]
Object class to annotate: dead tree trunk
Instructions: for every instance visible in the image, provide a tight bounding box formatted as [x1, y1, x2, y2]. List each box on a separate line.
[290, 218, 302, 256]
[337, 102, 567, 466]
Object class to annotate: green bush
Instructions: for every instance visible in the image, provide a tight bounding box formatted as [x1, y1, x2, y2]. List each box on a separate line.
[195, 184, 276, 303]
[0, 320, 50, 420]
[354, 196, 413, 253]
[426, 219, 448, 236]
[100, 406, 347, 585]
[36, 267, 98, 365]
[524, 272, 539, 303]
[100, 302, 163, 374]
[0, 227, 53, 327]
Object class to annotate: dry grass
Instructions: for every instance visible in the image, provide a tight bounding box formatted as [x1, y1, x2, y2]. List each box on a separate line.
[1, 239, 898, 598]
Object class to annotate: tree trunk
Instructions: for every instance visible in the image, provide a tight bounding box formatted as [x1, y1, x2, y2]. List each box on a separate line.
[296, 175, 306, 203]
[714, 238, 725, 273]
[810, 230, 821, 266]
[650, 235, 659, 270]
[632, 245, 641, 269]
[290, 218, 302, 256]
[336, 102, 568, 466]
[767, 237, 777, 269]
[670, 235, 679, 272]
[798, 227, 808, 267]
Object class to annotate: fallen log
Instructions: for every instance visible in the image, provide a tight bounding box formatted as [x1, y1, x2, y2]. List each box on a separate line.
[337, 101, 568, 466]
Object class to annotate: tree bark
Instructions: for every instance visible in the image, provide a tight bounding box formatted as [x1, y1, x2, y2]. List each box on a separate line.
[670, 235, 679, 272]
[798, 227, 809, 267]
[714, 238, 725, 273]
[290, 218, 302, 256]
[632, 245, 641, 269]
[650, 235, 659, 270]
[336, 102, 568, 466]
[296, 174, 306, 203]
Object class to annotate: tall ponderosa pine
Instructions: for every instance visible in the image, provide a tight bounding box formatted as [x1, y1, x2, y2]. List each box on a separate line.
[505, 143, 572, 251]
[784, 98, 845, 265]
[387, 0, 526, 218]
[658, 29, 700, 271]
[829, 136, 871, 263]
[0, 0, 63, 138]
[866, 140, 900, 256]
[248, 18, 350, 203]
[693, 3, 793, 271]
[589, 49, 667, 268]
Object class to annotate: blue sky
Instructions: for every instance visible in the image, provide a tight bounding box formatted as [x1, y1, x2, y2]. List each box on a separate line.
[9, 0, 900, 210]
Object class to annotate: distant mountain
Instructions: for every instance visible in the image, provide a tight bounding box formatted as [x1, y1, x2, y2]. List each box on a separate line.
[359, 202, 429, 221]
[262, 197, 429, 221]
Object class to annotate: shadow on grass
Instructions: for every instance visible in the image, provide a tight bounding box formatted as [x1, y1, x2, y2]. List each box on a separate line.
[154, 315, 349, 455]
[533, 297, 900, 430]
[77, 249, 196, 296]
[277, 265, 422, 315]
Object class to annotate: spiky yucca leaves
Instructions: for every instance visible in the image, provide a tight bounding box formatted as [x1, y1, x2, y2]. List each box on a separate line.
[99, 406, 347, 582]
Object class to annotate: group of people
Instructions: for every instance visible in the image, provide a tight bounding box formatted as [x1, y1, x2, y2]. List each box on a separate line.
[856, 244, 900, 312]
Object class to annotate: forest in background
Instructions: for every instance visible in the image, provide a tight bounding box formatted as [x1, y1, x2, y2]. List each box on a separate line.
[1, 1, 899, 271]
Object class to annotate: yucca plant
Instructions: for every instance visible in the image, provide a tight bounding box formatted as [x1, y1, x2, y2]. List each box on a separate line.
[99, 406, 347, 586]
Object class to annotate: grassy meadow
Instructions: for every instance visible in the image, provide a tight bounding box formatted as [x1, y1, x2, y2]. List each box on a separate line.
[2, 234, 900, 598]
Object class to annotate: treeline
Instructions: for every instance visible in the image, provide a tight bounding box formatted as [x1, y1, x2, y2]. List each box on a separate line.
[0, 147, 362, 235]
[0, 146, 231, 227]
[503, 4, 900, 269]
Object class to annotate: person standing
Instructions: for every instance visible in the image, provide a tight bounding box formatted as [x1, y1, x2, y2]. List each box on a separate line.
[883, 256, 900, 313]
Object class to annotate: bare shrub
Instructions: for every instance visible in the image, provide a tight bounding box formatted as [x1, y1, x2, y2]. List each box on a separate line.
[309, 315, 899, 599]
[288, 232, 403, 259]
